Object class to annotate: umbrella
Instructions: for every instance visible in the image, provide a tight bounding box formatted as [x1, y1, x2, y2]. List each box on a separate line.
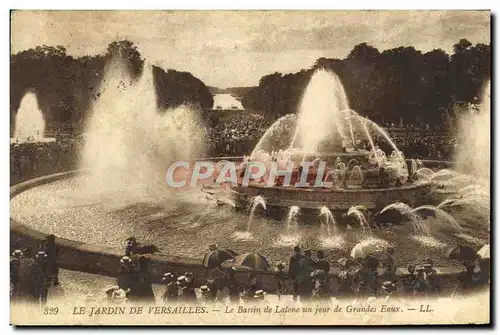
[202, 249, 236, 269]
[222, 248, 238, 258]
[234, 253, 270, 271]
[446, 245, 478, 262]
[350, 240, 390, 260]
[477, 244, 490, 259]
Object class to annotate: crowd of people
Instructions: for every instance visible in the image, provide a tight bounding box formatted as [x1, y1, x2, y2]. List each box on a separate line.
[203, 115, 457, 159]
[10, 236, 490, 307]
[10, 138, 81, 185]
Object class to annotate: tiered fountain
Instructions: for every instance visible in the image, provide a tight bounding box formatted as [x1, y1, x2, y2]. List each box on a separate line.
[231, 69, 432, 218]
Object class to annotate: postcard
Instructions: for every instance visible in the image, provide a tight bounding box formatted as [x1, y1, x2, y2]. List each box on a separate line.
[9, 10, 490, 326]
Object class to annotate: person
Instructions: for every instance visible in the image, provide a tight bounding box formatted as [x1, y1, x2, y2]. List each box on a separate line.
[382, 246, 397, 279]
[358, 255, 379, 297]
[414, 265, 429, 295]
[33, 251, 50, 306]
[288, 246, 303, 301]
[311, 269, 329, 300]
[225, 267, 241, 303]
[337, 258, 358, 297]
[315, 250, 330, 273]
[162, 273, 179, 302]
[200, 285, 213, 304]
[402, 265, 417, 294]
[41, 234, 60, 286]
[136, 256, 155, 303]
[423, 263, 441, 295]
[205, 275, 219, 302]
[253, 290, 268, 304]
[275, 262, 287, 300]
[381, 281, 396, 299]
[117, 256, 140, 302]
[179, 273, 197, 302]
[125, 237, 138, 257]
[246, 269, 259, 301]
[10, 250, 24, 298]
[297, 249, 315, 302]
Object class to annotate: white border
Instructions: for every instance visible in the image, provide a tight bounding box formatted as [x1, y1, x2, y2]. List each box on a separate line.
[2, 1, 498, 334]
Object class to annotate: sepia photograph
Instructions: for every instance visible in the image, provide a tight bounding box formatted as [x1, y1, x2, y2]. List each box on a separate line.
[8, 9, 491, 326]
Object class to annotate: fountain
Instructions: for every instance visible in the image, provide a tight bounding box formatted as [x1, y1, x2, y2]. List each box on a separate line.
[285, 206, 300, 232]
[246, 195, 266, 231]
[79, 59, 205, 191]
[318, 206, 336, 236]
[347, 205, 371, 231]
[13, 92, 50, 143]
[232, 69, 431, 217]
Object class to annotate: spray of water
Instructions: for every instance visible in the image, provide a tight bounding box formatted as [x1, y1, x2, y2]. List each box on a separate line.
[380, 202, 430, 236]
[285, 206, 301, 232]
[79, 59, 205, 192]
[347, 206, 370, 230]
[454, 80, 490, 191]
[246, 195, 266, 231]
[291, 69, 349, 153]
[319, 206, 336, 236]
[14, 92, 45, 142]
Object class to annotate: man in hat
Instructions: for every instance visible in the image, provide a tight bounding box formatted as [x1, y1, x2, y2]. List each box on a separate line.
[288, 246, 303, 301]
[41, 234, 60, 286]
[298, 249, 315, 302]
[178, 273, 197, 302]
[33, 251, 50, 306]
[117, 256, 140, 301]
[162, 273, 179, 302]
[125, 237, 138, 257]
[414, 265, 429, 295]
[10, 250, 23, 298]
[423, 262, 440, 295]
[200, 285, 213, 304]
[402, 264, 417, 294]
[253, 290, 268, 304]
[381, 281, 396, 299]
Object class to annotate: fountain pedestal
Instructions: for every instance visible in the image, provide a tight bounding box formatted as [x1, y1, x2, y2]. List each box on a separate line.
[232, 182, 432, 220]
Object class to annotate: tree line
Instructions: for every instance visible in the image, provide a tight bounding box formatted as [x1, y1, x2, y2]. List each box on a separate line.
[10, 40, 213, 135]
[242, 39, 490, 127]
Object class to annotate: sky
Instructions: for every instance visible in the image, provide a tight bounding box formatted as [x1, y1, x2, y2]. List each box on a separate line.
[11, 10, 490, 88]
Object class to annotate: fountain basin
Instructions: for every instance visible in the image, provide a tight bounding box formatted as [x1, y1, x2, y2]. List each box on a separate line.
[232, 182, 432, 217]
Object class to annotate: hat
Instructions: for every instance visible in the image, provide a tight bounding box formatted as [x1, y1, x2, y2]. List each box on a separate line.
[200, 285, 210, 292]
[36, 251, 47, 259]
[254, 290, 266, 298]
[415, 265, 425, 272]
[276, 262, 285, 270]
[12, 249, 23, 257]
[177, 275, 187, 283]
[120, 256, 132, 264]
[382, 281, 394, 288]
